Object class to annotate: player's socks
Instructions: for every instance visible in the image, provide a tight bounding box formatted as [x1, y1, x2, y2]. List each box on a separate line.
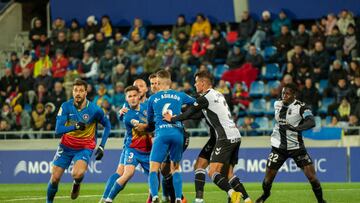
[172, 171, 183, 200]
[310, 180, 325, 203]
[107, 182, 124, 200]
[229, 176, 249, 200]
[149, 171, 159, 197]
[46, 181, 58, 203]
[194, 168, 206, 199]
[162, 174, 172, 201]
[256, 180, 272, 202]
[102, 173, 120, 199]
[211, 172, 232, 193]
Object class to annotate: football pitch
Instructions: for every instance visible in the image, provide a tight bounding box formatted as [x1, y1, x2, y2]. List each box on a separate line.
[0, 183, 360, 203]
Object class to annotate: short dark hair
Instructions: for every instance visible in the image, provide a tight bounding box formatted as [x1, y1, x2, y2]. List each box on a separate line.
[73, 79, 88, 90]
[156, 70, 171, 80]
[284, 83, 298, 94]
[195, 70, 214, 84]
[148, 73, 157, 80]
[124, 85, 139, 94]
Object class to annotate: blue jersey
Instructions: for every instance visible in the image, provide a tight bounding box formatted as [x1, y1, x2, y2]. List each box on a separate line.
[147, 89, 195, 133]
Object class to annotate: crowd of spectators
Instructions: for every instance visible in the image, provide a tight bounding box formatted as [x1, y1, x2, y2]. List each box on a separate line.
[1, 9, 360, 137]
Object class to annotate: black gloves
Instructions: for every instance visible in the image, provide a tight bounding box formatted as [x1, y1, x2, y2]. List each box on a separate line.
[75, 122, 86, 130]
[95, 145, 104, 160]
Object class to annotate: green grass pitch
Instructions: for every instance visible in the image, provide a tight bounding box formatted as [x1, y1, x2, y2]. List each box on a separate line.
[0, 182, 359, 202]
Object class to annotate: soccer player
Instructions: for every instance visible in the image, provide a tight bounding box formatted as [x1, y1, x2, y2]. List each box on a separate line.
[163, 71, 246, 203]
[46, 79, 111, 203]
[255, 84, 326, 203]
[103, 86, 153, 203]
[147, 70, 195, 203]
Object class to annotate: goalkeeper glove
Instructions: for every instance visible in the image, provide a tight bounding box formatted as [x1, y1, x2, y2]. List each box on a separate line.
[95, 145, 104, 160]
[75, 122, 86, 130]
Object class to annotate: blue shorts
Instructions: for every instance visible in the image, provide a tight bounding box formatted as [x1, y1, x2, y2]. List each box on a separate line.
[124, 148, 150, 175]
[52, 144, 93, 169]
[150, 128, 184, 163]
[118, 148, 126, 165]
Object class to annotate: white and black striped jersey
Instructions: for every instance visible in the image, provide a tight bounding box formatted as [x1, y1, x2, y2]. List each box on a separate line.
[271, 99, 313, 150]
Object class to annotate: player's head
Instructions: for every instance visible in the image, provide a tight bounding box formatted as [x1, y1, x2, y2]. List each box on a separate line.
[125, 86, 140, 109]
[194, 71, 213, 94]
[281, 83, 298, 105]
[133, 79, 148, 100]
[156, 70, 172, 90]
[72, 79, 88, 107]
[148, 73, 158, 93]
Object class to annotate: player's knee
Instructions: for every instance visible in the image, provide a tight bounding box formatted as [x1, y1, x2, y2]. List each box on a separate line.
[50, 176, 61, 184]
[71, 171, 84, 179]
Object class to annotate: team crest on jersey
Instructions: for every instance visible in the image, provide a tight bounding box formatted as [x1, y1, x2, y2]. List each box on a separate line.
[83, 114, 90, 121]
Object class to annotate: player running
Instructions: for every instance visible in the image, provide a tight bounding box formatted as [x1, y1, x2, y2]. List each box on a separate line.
[147, 70, 195, 203]
[46, 79, 111, 203]
[163, 71, 247, 203]
[255, 84, 326, 203]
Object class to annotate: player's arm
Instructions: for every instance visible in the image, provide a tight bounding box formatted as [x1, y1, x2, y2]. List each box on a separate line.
[95, 108, 111, 160]
[55, 104, 81, 135]
[283, 105, 315, 131]
[181, 105, 204, 120]
[168, 96, 208, 122]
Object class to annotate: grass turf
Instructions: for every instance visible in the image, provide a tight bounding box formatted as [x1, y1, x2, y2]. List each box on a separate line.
[0, 182, 359, 202]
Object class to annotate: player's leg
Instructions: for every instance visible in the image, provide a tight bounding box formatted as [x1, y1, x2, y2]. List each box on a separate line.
[106, 164, 136, 202]
[160, 160, 173, 203]
[193, 156, 210, 202]
[169, 130, 185, 203]
[70, 149, 92, 200]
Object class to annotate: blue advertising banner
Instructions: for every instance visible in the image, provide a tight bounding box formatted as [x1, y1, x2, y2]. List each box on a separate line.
[0, 148, 347, 183]
[350, 147, 360, 182]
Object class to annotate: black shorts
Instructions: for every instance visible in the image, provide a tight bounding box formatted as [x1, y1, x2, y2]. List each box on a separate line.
[267, 147, 313, 170]
[198, 135, 216, 161]
[210, 138, 241, 166]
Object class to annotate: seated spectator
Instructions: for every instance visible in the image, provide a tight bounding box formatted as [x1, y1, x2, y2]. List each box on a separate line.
[175, 31, 191, 63]
[143, 47, 162, 74]
[177, 64, 194, 85]
[189, 31, 210, 66]
[50, 18, 67, 43]
[11, 104, 31, 132]
[215, 80, 232, 108]
[245, 44, 264, 69]
[31, 103, 46, 133]
[328, 60, 348, 88]
[183, 82, 195, 96]
[67, 31, 84, 60]
[295, 64, 311, 86]
[79, 52, 98, 82]
[33, 84, 49, 106]
[112, 32, 129, 53]
[127, 33, 145, 65]
[93, 84, 111, 107]
[328, 116, 339, 127]
[18, 68, 35, 101]
[232, 82, 250, 113]
[29, 18, 47, 48]
[111, 82, 126, 111]
[100, 15, 113, 39]
[347, 115, 359, 135]
[341, 24, 358, 60]
[299, 78, 320, 113]
[8, 52, 20, 75]
[128, 17, 146, 39]
[51, 31, 68, 56]
[308, 24, 325, 50]
[337, 9, 355, 35]
[143, 30, 158, 54]
[114, 47, 131, 68]
[272, 74, 294, 98]
[282, 62, 296, 79]
[34, 34, 50, 58]
[291, 24, 310, 50]
[98, 49, 116, 84]
[112, 63, 129, 87]
[205, 29, 229, 64]
[325, 26, 344, 60]
[83, 15, 100, 50]
[1, 104, 14, 128]
[0, 119, 11, 136]
[34, 67, 52, 90]
[157, 29, 176, 56]
[172, 14, 191, 40]
[348, 74, 360, 114]
[190, 13, 211, 38]
[237, 11, 256, 43]
[86, 83, 96, 101]
[49, 81, 67, 111]
[251, 10, 272, 49]
[101, 99, 118, 129]
[241, 116, 260, 136]
[291, 45, 309, 70]
[226, 44, 245, 69]
[328, 78, 351, 115]
[273, 25, 293, 63]
[310, 41, 330, 81]
[67, 18, 84, 40]
[44, 102, 56, 132]
[348, 61, 360, 81]
[337, 97, 351, 121]
[90, 32, 108, 58]
[272, 10, 291, 37]
[0, 68, 18, 103]
[18, 50, 34, 76]
[325, 13, 338, 36]
[51, 49, 68, 82]
[162, 47, 182, 81]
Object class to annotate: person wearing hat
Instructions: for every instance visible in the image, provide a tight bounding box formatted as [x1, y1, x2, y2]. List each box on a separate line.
[251, 10, 273, 49]
[11, 104, 31, 132]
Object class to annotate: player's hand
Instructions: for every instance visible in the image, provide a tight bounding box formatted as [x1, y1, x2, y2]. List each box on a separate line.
[282, 124, 298, 131]
[163, 112, 173, 122]
[134, 123, 148, 132]
[95, 145, 104, 160]
[118, 107, 128, 116]
[75, 122, 86, 130]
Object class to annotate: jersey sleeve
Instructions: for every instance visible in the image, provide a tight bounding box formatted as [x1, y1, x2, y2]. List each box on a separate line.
[171, 96, 208, 122]
[146, 97, 155, 124]
[97, 107, 111, 147]
[55, 103, 76, 135]
[300, 104, 313, 119]
[181, 92, 196, 105]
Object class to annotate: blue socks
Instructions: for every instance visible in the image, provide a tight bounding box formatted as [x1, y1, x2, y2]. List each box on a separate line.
[103, 173, 121, 198]
[108, 182, 124, 200]
[172, 171, 182, 199]
[46, 181, 58, 203]
[149, 171, 159, 197]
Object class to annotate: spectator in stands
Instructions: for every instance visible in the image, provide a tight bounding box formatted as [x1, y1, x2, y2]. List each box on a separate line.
[34, 67, 52, 92]
[157, 29, 176, 56]
[325, 13, 338, 36]
[67, 32, 84, 60]
[83, 15, 100, 50]
[251, 10, 272, 49]
[295, 64, 312, 86]
[51, 49, 68, 82]
[183, 81, 195, 96]
[114, 47, 131, 69]
[348, 60, 360, 81]
[86, 83, 96, 101]
[127, 33, 145, 65]
[101, 99, 118, 129]
[273, 25, 293, 63]
[272, 10, 291, 37]
[175, 31, 191, 63]
[11, 104, 31, 132]
[177, 64, 194, 85]
[190, 13, 211, 38]
[240, 116, 260, 136]
[44, 102, 56, 132]
[29, 18, 47, 48]
[337, 10, 355, 35]
[33, 84, 49, 106]
[112, 82, 126, 111]
[8, 52, 20, 75]
[347, 115, 359, 135]
[98, 49, 116, 84]
[341, 24, 358, 60]
[51, 31, 68, 56]
[215, 80, 233, 109]
[0, 119, 11, 135]
[79, 52, 98, 82]
[93, 83, 111, 107]
[172, 14, 191, 40]
[0, 68, 17, 103]
[325, 26, 344, 60]
[189, 31, 210, 66]
[337, 97, 351, 121]
[112, 63, 129, 87]
[272, 74, 294, 98]
[143, 30, 158, 54]
[67, 19, 84, 40]
[1, 104, 14, 128]
[291, 24, 309, 50]
[328, 78, 351, 115]
[162, 47, 182, 80]
[299, 78, 320, 113]
[143, 47, 162, 74]
[226, 43, 245, 69]
[205, 29, 229, 64]
[282, 62, 296, 79]
[18, 50, 34, 75]
[245, 44, 264, 69]
[348, 74, 360, 114]
[112, 32, 129, 53]
[127, 65, 140, 87]
[328, 60, 348, 88]
[31, 103, 46, 133]
[18, 68, 35, 102]
[91, 32, 108, 58]
[128, 17, 146, 39]
[49, 81, 66, 111]
[34, 34, 50, 58]
[308, 24, 325, 50]
[100, 15, 113, 39]
[50, 18, 67, 42]
[232, 82, 250, 113]
[328, 116, 339, 127]
[291, 45, 309, 70]
[310, 41, 330, 81]
[237, 10, 256, 43]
